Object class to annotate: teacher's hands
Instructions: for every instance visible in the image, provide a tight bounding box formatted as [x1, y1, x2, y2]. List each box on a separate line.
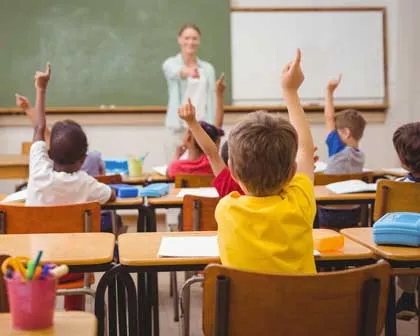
[181, 67, 200, 79]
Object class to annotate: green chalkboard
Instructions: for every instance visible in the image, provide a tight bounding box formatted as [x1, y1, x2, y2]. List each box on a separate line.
[0, 0, 231, 107]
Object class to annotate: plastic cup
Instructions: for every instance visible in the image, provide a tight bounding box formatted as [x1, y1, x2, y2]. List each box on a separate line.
[6, 276, 56, 330]
[128, 157, 143, 177]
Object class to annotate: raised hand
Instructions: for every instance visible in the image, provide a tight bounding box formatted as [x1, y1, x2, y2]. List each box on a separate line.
[281, 49, 304, 92]
[178, 98, 197, 123]
[34, 63, 51, 90]
[15, 94, 31, 110]
[216, 73, 225, 95]
[327, 74, 342, 92]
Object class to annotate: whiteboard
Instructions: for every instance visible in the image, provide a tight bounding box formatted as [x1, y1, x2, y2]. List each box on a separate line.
[231, 10, 386, 105]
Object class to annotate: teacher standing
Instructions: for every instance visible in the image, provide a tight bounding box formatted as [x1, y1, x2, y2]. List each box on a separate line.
[162, 23, 216, 162]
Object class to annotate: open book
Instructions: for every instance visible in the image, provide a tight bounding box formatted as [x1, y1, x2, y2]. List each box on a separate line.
[158, 236, 320, 258]
[176, 188, 219, 198]
[1, 189, 27, 203]
[326, 180, 377, 194]
[153, 165, 168, 176]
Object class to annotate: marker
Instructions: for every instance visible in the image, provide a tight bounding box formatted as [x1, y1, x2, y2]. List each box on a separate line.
[40, 264, 53, 279]
[5, 267, 13, 279]
[26, 250, 43, 280]
[49, 265, 69, 279]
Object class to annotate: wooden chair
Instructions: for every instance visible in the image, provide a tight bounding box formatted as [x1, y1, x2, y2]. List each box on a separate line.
[202, 261, 390, 336]
[21, 141, 32, 155]
[374, 179, 420, 222]
[172, 195, 219, 324]
[0, 202, 101, 308]
[94, 174, 123, 185]
[175, 174, 214, 188]
[315, 172, 374, 228]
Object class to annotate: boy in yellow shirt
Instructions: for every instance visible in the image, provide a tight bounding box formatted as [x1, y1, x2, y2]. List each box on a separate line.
[216, 49, 316, 274]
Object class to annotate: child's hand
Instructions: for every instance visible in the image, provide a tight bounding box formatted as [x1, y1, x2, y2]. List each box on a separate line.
[178, 98, 197, 124]
[34, 63, 51, 90]
[216, 73, 225, 96]
[327, 74, 342, 92]
[313, 146, 319, 169]
[281, 49, 304, 92]
[15, 94, 31, 110]
[175, 145, 187, 159]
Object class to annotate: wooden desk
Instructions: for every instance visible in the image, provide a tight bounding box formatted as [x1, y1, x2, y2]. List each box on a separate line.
[341, 227, 420, 336]
[0, 155, 29, 179]
[147, 186, 377, 207]
[118, 229, 374, 267]
[373, 168, 407, 179]
[0, 311, 97, 335]
[0, 233, 115, 266]
[112, 229, 375, 336]
[122, 174, 173, 185]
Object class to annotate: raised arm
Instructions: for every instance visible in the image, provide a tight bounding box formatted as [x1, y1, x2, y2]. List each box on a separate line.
[179, 98, 226, 175]
[281, 49, 314, 181]
[16, 94, 51, 146]
[214, 73, 225, 128]
[162, 58, 197, 81]
[324, 74, 342, 133]
[32, 63, 51, 143]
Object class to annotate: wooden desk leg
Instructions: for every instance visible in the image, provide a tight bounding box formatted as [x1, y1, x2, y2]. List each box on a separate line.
[385, 276, 397, 336]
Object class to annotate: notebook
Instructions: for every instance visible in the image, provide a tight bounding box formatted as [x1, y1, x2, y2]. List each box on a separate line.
[1, 189, 27, 203]
[157, 236, 320, 257]
[326, 180, 377, 194]
[176, 188, 219, 198]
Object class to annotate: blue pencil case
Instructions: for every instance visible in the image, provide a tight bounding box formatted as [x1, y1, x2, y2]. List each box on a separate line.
[373, 212, 420, 247]
[109, 184, 139, 198]
[138, 183, 169, 198]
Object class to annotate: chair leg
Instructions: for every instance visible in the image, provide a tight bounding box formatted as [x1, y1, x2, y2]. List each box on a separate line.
[171, 272, 179, 322]
[180, 276, 204, 336]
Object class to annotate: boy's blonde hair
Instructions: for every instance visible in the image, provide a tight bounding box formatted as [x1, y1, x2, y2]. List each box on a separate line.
[228, 111, 297, 196]
[335, 109, 366, 141]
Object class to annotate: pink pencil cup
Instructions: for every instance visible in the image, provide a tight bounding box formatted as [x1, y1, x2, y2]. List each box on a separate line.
[5, 276, 56, 330]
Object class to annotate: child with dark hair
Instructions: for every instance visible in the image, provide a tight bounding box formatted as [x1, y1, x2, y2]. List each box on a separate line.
[25, 63, 115, 311]
[392, 122, 420, 320]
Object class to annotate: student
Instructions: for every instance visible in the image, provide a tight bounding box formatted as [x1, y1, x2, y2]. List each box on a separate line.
[393, 122, 420, 320]
[166, 110, 221, 179]
[318, 75, 367, 229]
[16, 95, 106, 176]
[215, 50, 316, 274]
[26, 63, 116, 310]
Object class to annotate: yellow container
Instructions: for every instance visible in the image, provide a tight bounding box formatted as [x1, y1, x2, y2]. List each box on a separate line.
[128, 157, 143, 177]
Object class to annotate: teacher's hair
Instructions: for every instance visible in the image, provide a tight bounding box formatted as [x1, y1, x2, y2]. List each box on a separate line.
[178, 23, 201, 36]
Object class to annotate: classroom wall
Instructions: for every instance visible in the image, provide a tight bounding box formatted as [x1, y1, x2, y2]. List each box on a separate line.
[0, 0, 419, 193]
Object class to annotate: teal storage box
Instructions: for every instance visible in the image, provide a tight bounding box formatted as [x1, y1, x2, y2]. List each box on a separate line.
[373, 212, 420, 247]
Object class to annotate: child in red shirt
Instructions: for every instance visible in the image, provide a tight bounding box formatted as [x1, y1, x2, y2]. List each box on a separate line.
[167, 118, 221, 178]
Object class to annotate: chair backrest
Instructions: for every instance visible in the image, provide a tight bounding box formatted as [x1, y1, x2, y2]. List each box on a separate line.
[175, 174, 214, 188]
[0, 202, 101, 234]
[95, 174, 123, 185]
[374, 179, 420, 222]
[203, 261, 390, 336]
[315, 172, 373, 186]
[182, 195, 219, 231]
[21, 142, 32, 155]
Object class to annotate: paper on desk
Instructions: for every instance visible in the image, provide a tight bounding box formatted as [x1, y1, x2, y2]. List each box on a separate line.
[176, 188, 219, 198]
[153, 165, 168, 176]
[314, 161, 327, 173]
[158, 236, 321, 258]
[326, 180, 377, 194]
[158, 236, 219, 257]
[1, 189, 27, 203]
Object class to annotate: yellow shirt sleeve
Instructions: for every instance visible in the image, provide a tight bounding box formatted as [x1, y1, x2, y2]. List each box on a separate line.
[285, 174, 316, 224]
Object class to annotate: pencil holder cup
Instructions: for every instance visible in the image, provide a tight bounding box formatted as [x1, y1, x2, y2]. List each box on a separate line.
[128, 157, 143, 177]
[6, 276, 56, 330]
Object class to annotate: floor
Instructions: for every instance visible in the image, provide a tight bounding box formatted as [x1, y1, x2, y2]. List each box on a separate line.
[58, 215, 417, 336]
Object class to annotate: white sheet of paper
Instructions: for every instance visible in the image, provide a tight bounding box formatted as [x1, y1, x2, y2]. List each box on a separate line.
[326, 180, 377, 194]
[158, 236, 219, 257]
[314, 161, 327, 173]
[153, 165, 168, 176]
[158, 236, 321, 258]
[176, 188, 219, 198]
[1, 189, 27, 203]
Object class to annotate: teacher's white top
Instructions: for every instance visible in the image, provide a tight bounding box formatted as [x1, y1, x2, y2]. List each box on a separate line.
[162, 53, 216, 130]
